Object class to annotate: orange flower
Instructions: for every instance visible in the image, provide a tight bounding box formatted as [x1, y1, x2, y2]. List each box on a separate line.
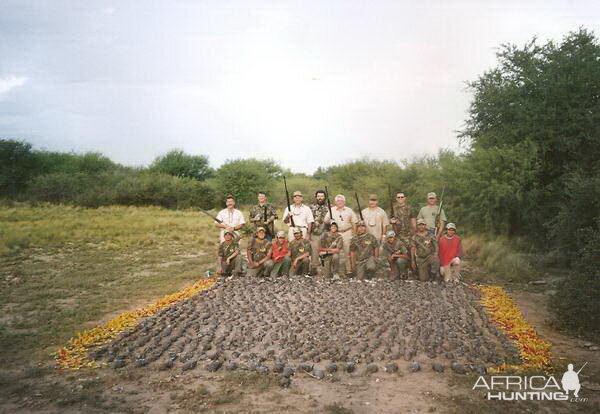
[474, 285, 552, 373]
[55, 279, 215, 370]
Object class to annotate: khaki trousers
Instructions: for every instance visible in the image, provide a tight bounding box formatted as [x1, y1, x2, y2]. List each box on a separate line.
[220, 255, 242, 276]
[416, 256, 440, 281]
[310, 234, 322, 273]
[388, 257, 409, 280]
[290, 257, 310, 276]
[321, 253, 340, 278]
[355, 256, 377, 280]
[246, 259, 274, 277]
[339, 230, 353, 274]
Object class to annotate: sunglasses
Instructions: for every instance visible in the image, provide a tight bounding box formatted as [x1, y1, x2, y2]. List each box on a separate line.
[396, 196, 405, 198]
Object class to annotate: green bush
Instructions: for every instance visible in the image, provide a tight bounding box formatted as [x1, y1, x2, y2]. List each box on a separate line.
[24, 171, 216, 209]
[35, 151, 120, 175]
[25, 172, 96, 204]
[550, 226, 600, 339]
[0, 139, 38, 196]
[213, 159, 283, 205]
[114, 173, 216, 209]
[149, 149, 213, 181]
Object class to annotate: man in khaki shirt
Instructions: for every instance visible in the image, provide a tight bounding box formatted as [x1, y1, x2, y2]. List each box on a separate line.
[324, 194, 357, 275]
[417, 192, 447, 238]
[361, 194, 389, 242]
[282, 191, 315, 241]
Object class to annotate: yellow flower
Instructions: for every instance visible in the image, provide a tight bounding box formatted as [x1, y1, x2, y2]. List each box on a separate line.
[474, 285, 552, 373]
[55, 279, 215, 370]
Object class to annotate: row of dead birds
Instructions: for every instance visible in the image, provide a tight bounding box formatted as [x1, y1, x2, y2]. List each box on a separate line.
[93, 278, 521, 372]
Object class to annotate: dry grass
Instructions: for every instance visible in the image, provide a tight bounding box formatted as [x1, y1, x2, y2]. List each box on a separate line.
[0, 204, 220, 368]
[462, 235, 539, 284]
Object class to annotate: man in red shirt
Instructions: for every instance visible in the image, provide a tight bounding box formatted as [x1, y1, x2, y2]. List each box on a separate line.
[270, 231, 291, 277]
[438, 223, 463, 283]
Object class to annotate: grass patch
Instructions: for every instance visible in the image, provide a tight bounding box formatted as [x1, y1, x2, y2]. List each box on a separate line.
[324, 402, 355, 414]
[0, 204, 221, 367]
[462, 235, 540, 284]
[221, 371, 280, 391]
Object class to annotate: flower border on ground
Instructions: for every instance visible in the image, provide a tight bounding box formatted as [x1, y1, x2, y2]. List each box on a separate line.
[474, 285, 552, 373]
[55, 279, 216, 370]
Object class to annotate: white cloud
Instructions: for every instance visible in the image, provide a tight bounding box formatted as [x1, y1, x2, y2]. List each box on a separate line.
[0, 76, 27, 98]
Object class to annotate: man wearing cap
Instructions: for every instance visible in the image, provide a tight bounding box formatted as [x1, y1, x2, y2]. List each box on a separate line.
[216, 230, 242, 277]
[417, 192, 447, 238]
[390, 192, 416, 239]
[324, 194, 358, 275]
[361, 194, 390, 242]
[411, 219, 440, 281]
[215, 195, 246, 242]
[309, 190, 329, 275]
[438, 223, 463, 283]
[350, 221, 379, 280]
[249, 192, 277, 241]
[282, 191, 314, 241]
[289, 228, 312, 276]
[246, 227, 274, 277]
[382, 230, 410, 280]
[319, 221, 343, 278]
[270, 231, 291, 277]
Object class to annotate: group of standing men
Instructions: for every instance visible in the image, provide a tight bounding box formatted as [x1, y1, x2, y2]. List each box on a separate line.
[212, 189, 463, 283]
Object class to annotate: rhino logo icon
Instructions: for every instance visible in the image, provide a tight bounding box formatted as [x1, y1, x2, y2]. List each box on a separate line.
[561, 362, 587, 398]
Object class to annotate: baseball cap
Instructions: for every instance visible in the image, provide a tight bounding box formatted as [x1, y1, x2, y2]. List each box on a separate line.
[417, 218, 427, 225]
[427, 192, 436, 199]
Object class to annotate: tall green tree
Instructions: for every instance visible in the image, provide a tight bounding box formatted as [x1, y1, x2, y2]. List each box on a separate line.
[149, 150, 213, 181]
[0, 139, 38, 196]
[213, 159, 283, 205]
[460, 28, 600, 239]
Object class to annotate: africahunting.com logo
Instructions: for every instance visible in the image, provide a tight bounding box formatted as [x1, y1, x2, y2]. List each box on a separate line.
[473, 362, 588, 402]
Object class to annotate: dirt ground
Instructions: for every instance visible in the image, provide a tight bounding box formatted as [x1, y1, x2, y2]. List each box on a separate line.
[2, 278, 599, 414]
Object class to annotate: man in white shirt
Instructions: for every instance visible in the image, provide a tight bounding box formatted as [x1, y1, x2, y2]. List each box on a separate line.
[325, 194, 357, 275]
[361, 194, 390, 242]
[214, 196, 246, 242]
[282, 191, 314, 241]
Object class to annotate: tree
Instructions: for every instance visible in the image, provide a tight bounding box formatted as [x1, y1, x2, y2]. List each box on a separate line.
[149, 150, 213, 181]
[460, 28, 600, 239]
[0, 139, 37, 196]
[213, 159, 283, 205]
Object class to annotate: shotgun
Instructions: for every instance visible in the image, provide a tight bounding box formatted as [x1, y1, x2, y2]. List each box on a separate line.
[283, 176, 296, 227]
[434, 186, 446, 238]
[198, 208, 222, 223]
[354, 192, 364, 221]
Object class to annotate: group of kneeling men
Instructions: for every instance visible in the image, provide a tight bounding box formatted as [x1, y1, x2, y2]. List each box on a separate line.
[213, 189, 463, 282]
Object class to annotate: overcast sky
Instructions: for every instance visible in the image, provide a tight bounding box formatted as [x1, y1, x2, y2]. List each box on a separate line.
[1, 1, 598, 173]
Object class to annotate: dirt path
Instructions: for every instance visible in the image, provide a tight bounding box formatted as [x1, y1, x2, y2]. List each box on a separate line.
[2, 284, 599, 414]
